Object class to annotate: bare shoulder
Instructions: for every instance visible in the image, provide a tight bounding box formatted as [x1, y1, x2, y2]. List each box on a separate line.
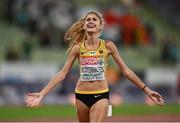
[105, 40, 116, 53]
[72, 44, 80, 50]
[69, 44, 80, 55]
[105, 40, 115, 48]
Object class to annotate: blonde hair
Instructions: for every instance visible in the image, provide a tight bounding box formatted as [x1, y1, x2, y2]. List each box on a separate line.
[64, 11, 104, 53]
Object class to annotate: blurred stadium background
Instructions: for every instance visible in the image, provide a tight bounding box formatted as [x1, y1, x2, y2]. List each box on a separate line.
[0, 0, 180, 122]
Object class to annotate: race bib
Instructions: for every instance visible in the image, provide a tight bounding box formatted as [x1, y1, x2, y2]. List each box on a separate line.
[80, 58, 105, 81]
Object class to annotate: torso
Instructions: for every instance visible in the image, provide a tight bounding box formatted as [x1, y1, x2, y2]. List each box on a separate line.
[75, 39, 110, 93]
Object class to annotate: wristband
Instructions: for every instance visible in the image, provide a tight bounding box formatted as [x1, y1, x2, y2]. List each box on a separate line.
[141, 85, 147, 91]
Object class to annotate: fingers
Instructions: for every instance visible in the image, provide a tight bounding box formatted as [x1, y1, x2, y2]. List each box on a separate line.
[159, 97, 164, 105]
[26, 99, 40, 107]
[148, 91, 164, 106]
[26, 100, 34, 107]
[33, 101, 41, 107]
[156, 98, 164, 106]
[149, 95, 156, 104]
[154, 93, 164, 106]
[153, 92, 163, 99]
[149, 94, 164, 106]
[25, 95, 35, 105]
[25, 98, 34, 105]
[25, 93, 41, 107]
[29, 101, 38, 107]
[25, 95, 35, 103]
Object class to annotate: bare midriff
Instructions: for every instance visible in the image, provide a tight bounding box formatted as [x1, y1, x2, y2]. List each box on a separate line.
[75, 79, 108, 92]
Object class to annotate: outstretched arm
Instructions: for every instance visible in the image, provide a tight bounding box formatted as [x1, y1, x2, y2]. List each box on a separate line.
[26, 45, 79, 107]
[106, 41, 164, 105]
[40, 45, 79, 97]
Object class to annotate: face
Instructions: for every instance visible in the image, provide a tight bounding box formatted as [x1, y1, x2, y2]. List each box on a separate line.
[83, 13, 102, 33]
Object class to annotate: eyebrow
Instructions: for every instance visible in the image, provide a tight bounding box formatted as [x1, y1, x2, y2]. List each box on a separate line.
[86, 17, 98, 20]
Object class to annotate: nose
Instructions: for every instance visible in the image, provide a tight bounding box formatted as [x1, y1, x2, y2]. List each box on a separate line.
[89, 18, 93, 23]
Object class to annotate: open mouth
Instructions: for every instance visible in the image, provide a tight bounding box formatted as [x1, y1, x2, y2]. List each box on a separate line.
[87, 22, 96, 28]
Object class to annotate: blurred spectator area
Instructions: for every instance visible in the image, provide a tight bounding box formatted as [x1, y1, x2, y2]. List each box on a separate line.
[145, 0, 180, 30]
[0, 63, 179, 105]
[0, 0, 179, 67]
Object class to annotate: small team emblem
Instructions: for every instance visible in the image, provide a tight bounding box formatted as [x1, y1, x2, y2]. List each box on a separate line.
[99, 50, 103, 54]
[90, 51, 96, 56]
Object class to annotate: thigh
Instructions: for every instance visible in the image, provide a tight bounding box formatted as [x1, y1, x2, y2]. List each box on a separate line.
[75, 99, 90, 122]
[90, 99, 109, 122]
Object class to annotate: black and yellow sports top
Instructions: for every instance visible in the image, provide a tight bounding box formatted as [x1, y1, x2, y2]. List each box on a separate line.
[79, 39, 108, 81]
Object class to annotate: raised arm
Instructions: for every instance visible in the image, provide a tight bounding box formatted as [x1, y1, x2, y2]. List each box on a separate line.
[106, 41, 164, 105]
[25, 45, 79, 107]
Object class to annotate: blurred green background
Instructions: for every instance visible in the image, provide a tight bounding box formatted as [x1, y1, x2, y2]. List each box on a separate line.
[0, 104, 180, 121]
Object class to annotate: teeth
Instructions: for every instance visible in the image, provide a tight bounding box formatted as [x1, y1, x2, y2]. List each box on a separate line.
[87, 23, 96, 28]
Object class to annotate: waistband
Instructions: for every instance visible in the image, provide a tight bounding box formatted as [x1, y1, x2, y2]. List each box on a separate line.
[75, 88, 109, 94]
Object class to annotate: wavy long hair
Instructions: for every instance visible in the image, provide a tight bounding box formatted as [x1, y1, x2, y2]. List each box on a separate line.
[64, 11, 104, 53]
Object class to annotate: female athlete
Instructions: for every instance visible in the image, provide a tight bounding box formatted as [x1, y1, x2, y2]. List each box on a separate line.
[25, 11, 164, 122]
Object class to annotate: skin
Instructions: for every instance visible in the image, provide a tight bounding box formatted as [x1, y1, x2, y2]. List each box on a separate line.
[25, 13, 164, 122]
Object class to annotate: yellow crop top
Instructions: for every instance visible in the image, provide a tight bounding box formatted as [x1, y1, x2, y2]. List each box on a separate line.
[79, 39, 108, 81]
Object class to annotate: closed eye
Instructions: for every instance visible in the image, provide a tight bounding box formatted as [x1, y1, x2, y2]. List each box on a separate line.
[93, 17, 97, 21]
[86, 17, 98, 22]
[86, 18, 91, 21]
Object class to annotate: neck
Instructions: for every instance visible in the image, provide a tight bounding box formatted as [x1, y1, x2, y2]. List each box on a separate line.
[86, 32, 99, 45]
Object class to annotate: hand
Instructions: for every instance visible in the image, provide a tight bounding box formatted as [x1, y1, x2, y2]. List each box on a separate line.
[147, 90, 164, 106]
[25, 93, 43, 107]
